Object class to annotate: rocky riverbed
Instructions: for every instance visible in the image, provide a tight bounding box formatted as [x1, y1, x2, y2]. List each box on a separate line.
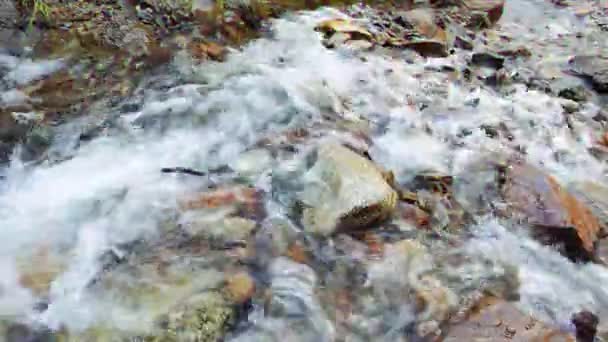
[1, 0, 608, 341]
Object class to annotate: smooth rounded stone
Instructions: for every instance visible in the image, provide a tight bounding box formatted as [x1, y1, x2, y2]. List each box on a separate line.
[299, 143, 397, 235]
[442, 297, 575, 341]
[502, 163, 601, 261]
[559, 98, 580, 114]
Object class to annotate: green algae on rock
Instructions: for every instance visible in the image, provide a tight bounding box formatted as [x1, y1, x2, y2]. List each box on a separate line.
[144, 292, 236, 342]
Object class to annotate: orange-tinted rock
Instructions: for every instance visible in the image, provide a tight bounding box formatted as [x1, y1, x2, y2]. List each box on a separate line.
[190, 41, 226, 61]
[145, 46, 173, 67]
[180, 186, 264, 219]
[286, 241, 310, 264]
[225, 271, 255, 304]
[463, 0, 505, 25]
[443, 297, 575, 341]
[400, 9, 449, 57]
[503, 163, 601, 261]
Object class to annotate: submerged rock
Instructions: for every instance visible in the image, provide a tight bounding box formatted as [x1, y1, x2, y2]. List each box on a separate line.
[443, 297, 575, 341]
[179, 185, 265, 243]
[502, 162, 601, 261]
[149, 291, 236, 342]
[299, 143, 397, 235]
[569, 55, 608, 93]
[3, 323, 55, 342]
[235, 257, 335, 341]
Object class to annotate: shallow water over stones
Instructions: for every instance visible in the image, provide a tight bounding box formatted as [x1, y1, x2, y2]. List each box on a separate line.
[1, 0, 608, 340]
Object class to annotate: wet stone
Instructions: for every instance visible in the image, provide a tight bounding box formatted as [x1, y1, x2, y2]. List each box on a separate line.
[462, 0, 505, 26]
[558, 85, 589, 103]
[502, 162, 601, 261]
[571, 310, 599, 342]
[569, 55, 608, 93]
[471, 51, 505, 69]
[454, 35, 474, 50]
[4, 323, 55, 342]
[443, 297, 575, 341]
[298, 143, 397, 235]
[568, 181, 608, 231]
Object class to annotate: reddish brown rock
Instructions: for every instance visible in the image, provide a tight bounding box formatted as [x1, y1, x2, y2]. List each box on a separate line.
[571, 310, 599, 342]
[502, 163, 601, 261]
[190, 41, 226, 61]
[180, 186, 265, 220]
[225, 271, 255, 304]
[400, 9, 449, 57]
[443, 297, 575, 341]
[463, 0, 506, 25]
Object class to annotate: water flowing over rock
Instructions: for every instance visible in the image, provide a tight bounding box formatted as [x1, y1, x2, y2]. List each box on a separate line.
[443, 297, 576, 341]
[569, 55, 608, 93]
[231, 257, 334, 341]
[299, 143, 397, 235]
[4, 0, 608, 340]
[569, 181, 608, 231]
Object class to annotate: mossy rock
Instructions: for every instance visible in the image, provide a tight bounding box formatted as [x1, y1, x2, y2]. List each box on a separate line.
[145, 292, 236, 342]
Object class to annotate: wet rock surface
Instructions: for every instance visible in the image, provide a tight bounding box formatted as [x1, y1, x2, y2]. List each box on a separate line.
[443, 297, 576, 341]
[570, 55, 608, 93]
[502, 162, 601, 261]
[297, 143, 397, 235]
[2, 0, 608, 341]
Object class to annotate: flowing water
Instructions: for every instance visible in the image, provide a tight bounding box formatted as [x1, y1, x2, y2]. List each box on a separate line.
[1, 0, 608, 340]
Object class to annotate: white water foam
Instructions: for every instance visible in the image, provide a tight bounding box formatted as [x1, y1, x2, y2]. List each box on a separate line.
[0, 0, 606, 337]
